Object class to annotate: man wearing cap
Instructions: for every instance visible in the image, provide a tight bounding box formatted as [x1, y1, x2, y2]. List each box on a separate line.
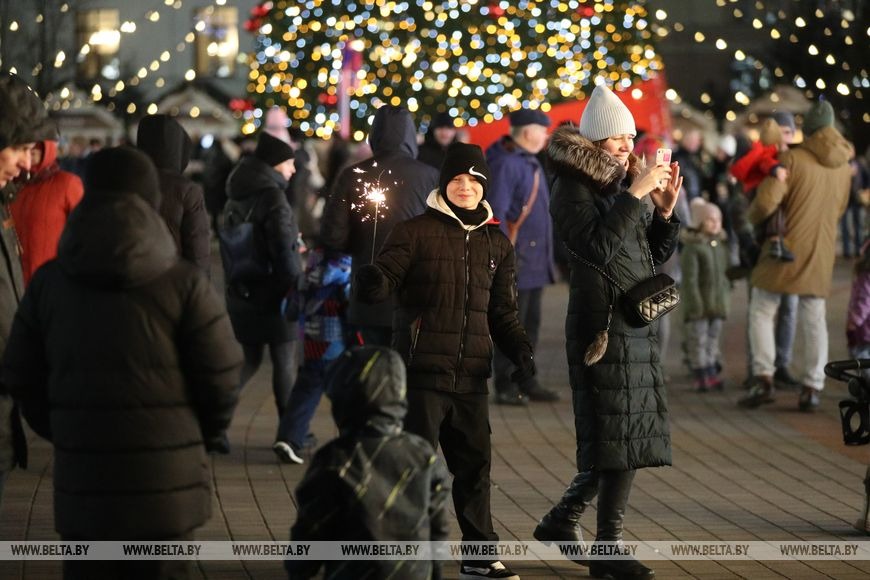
[739, 101, 853, 411]
[418, 111, 459, 169]
[0, 72, 53, 505]
[220, 131, 303, 451]
[356, 142, 532, 579]
[485, 108, 559, 405]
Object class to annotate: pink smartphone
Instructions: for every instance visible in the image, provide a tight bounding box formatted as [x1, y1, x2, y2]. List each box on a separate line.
[655, 148, 672, 165]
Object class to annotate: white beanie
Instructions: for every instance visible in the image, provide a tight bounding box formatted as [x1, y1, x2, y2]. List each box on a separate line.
[578, 84, 637, 142]
[689, 198, 721, 229]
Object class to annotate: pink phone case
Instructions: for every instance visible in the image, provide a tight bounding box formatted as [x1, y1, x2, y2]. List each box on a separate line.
[656, 148, 672, 165]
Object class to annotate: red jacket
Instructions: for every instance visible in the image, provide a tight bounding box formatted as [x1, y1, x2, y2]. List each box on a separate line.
[10, 141, 84, 285]
[729, 141, 780, 193]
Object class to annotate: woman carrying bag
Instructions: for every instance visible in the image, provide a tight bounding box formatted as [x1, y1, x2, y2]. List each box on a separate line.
[535, 84, 682, 579]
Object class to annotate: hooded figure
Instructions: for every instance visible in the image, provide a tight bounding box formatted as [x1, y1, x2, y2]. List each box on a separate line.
[10, 139, 84, 285]
[321, 105, 439, 343]
[137, 114, 211, 274]
[2, 146, 242, 545]
[288, 346, 450, 580]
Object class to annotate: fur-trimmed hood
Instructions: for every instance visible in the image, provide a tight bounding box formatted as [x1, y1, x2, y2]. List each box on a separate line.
[547, 125, 641, 196]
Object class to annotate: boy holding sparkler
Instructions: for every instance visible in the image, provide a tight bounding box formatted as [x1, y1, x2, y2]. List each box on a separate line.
[356, 142, 533, 580]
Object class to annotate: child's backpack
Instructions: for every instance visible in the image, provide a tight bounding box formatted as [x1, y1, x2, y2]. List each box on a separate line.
[217, 198, 271, 283]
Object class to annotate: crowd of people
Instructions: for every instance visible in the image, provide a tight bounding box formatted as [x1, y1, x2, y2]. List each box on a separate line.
[0, 67, 868, 580]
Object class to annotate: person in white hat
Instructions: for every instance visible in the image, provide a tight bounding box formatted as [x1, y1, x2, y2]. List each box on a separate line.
[534, 83, 683, 580]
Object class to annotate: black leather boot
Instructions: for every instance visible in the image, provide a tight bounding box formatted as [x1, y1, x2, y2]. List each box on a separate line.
[533, 471, 597, 566]
[588, 470, 654, 580]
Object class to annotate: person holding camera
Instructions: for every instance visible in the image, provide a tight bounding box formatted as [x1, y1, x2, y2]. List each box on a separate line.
[535, 84, 681, 580]
[356, 142, 532, 580]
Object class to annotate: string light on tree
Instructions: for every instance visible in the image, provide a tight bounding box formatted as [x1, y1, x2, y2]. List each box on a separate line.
[244, 0, 664, 139]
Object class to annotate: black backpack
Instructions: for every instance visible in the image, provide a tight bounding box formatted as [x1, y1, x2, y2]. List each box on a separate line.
[217, 198, 272, 283]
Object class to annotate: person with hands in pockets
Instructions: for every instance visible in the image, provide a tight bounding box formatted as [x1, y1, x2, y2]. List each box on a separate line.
[355, 142, 532, 580]
[535, 83, 682, 580]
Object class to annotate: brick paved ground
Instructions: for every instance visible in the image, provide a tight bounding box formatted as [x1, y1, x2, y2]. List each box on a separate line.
[2, 258, 869, 579]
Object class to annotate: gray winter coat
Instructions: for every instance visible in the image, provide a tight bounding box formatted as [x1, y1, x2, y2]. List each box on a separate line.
[548, 127, 680, 472]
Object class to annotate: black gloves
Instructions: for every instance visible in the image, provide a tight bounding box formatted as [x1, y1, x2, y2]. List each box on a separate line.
[511, 349, 536, 384]
[355, 264, 385, 302]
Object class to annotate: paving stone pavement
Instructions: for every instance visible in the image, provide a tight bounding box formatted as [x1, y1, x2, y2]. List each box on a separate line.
[2, 258, 869, 579]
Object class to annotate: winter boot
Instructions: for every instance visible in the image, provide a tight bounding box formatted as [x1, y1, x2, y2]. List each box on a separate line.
[705, 366, 724, 391]
[856, 466, 870, 534]
[533, 471, 597, 566]
[589, 470, 655, 580]
[692, 368, 708, 393]
[737, 375, 775, 408]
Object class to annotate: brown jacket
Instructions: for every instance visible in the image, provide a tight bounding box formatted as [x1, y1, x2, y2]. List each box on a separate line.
[748, 126, 852, 297]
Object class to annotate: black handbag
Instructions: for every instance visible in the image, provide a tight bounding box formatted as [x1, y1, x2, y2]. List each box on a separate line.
[565, 242, 680, 327]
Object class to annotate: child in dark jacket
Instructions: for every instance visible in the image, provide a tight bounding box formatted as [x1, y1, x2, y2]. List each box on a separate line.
[273, 249, 351, 463]
[355, 142, 531, 580]
[681, 199, 731, 391]
[287, 346, 450, 580]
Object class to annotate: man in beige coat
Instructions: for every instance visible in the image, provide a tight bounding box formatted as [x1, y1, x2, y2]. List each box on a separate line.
[739, 101, 853, 411]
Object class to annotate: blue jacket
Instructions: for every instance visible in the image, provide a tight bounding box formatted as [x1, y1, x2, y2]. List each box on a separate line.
[485, 136, 555, 290]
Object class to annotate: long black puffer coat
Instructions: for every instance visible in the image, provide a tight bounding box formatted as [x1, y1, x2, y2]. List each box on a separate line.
[548, 126, 680, 472]
[288, 346, 450, 580]
[2, 194, 242, 539]
[223, 155, 302, 344]
[357, 191, 531, 393]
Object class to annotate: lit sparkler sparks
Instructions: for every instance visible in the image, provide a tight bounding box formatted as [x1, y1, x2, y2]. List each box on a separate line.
[349, 162, 394, 262]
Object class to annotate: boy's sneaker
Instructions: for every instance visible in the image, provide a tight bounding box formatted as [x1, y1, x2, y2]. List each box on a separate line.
[774, 367, 801, 391]
[273, 441, 304, 464]
[459, 561, 519, 579]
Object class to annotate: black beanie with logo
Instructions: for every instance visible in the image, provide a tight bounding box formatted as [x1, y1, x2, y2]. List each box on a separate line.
[438, 142, 490, 198]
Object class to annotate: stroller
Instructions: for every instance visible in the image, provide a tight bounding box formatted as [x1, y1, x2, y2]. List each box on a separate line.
[824, 359, 870, 534]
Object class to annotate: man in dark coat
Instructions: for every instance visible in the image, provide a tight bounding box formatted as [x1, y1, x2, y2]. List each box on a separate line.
[2, 146, 242, 579]
[288, 346, 450, 580]
[486, 108, 559, 405]
[356, 143, 531, 580]
[321, 105, 438, 346]
[222, 131, 302, 450]
[0, 71, 52, 506]
[137, 114, 211, 274]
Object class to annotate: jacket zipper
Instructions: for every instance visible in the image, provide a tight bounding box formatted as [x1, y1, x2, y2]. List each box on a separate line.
[408, 316, 423, 366]
[453, 230, 471, 390]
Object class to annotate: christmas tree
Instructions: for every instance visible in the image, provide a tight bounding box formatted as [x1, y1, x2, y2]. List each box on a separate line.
[243, 0, 663, 139]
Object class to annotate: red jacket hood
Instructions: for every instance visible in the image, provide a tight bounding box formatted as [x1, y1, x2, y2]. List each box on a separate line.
[32, 140, 59, 174]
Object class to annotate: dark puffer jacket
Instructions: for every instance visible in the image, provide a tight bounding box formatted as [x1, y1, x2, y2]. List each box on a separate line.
[321, 105, 438, 328]
[2, 194, 242, 539]
[288, 346, 450, 580]
[137, 115, 211, 274]
[548, 126, 680, 472]
[357, 191, 531, 393]
[223, 155, 302, 344]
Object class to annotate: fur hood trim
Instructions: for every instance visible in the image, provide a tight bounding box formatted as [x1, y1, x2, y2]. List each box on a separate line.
[547, 125, 641, 195]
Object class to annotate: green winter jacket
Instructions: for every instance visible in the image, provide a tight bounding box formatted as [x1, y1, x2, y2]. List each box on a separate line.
[679, 229, 730, 321]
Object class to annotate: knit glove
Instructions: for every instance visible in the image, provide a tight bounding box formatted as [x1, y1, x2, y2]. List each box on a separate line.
[511, 349, 536, 384]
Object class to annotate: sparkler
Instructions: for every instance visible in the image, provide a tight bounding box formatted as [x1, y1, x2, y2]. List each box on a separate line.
[350, 162, 393, 262]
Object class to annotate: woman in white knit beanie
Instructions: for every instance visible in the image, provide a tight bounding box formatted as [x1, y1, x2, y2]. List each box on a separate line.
[535, 83, 683, 580]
